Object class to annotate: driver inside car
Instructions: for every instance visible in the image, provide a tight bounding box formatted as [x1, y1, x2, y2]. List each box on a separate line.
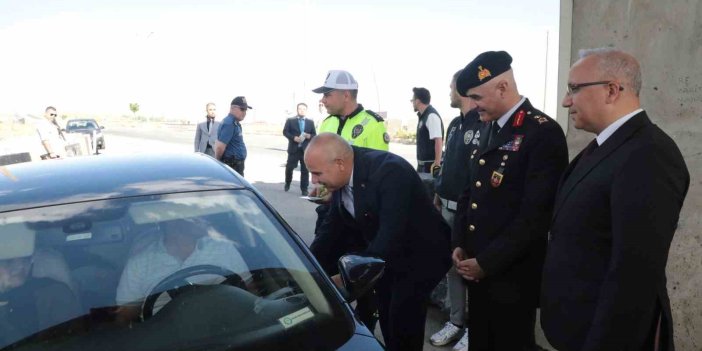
[115, 218, 249, 324]
[0, 230, 81, 347]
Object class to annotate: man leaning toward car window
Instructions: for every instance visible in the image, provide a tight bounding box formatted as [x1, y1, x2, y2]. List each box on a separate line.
[115, 219, 249, 324]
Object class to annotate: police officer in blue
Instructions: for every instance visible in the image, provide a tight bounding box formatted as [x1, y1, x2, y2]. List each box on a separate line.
[429, 69, 482, 350]
[452, 51, 569, 350]
[215, 96, 252, 176]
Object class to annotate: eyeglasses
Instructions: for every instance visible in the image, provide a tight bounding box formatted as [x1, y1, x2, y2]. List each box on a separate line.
[566, 81, 624, 95]
[50, 113, 57, 117]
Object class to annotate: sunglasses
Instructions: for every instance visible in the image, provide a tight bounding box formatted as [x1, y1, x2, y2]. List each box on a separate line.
[50, 113, 57, 117]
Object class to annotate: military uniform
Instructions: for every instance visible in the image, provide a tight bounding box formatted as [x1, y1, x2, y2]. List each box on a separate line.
[318, 104, 389, 151]
[453, 99, 568, 350]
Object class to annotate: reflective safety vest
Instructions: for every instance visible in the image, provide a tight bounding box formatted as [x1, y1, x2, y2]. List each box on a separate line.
[318, 105, 389, 151]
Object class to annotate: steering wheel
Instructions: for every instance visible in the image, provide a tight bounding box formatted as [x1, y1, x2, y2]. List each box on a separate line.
[141, 264, 245, 320]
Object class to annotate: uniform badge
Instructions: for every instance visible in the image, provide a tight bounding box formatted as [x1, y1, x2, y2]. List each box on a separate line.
[418, 120, 424, 129]
[512, 110, 525, 127]
[352, 124, 364, 138]
[498, 135, 524, 151]
[538, 117, 548, 124]
[464, 130, 474, 145]
[478, 66, 492, 81]
[490, 171, 504, 188]
[472, 130, 481, 145]
[383, 132, 390, 144]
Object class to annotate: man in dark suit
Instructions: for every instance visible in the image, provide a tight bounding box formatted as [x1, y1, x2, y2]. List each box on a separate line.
[541, 48, 690, 351]
[305, 132, 451, 351]
[194, 102, 220, 157]
[282, 103, 316, 195]
[452, 51, 569, 350]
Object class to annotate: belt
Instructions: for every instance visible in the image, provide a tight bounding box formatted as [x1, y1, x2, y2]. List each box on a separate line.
[439, 197, 458, 211]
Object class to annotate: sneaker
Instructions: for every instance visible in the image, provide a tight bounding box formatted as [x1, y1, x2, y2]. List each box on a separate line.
[284, 183, 290, 192]
[430, 322, 462, 346]
[452, 329, 469, 351]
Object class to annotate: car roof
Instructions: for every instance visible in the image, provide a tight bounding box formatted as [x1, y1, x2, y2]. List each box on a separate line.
[66, 118, 98, 123]
[0, 153, 247, 213]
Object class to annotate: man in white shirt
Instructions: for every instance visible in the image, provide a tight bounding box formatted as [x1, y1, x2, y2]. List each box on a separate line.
[411, 87, 444, 173]
[35, 106, 67, 159]
[116, 218, 248, 322]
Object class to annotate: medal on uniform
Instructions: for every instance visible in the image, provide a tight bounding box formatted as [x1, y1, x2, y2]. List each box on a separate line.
[472, 130, 481, 145]
[352, 124, 364, 138]
[491, 170, 504, 188]
[464, 130, 474, 145]
[498, 135, 524, 151]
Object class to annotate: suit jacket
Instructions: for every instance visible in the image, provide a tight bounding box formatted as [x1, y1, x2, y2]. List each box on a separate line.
[310, 146, 451, 286]
[452, 99, 568, 306]
[194, 119, 220, 153]
[541, 112, 689, 351]
[283, 116, 316, 153]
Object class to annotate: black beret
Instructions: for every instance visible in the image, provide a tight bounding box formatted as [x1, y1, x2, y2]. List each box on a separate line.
[457, 51, 513, 97]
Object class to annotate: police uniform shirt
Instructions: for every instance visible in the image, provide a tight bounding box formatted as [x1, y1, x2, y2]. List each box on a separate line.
[434, 110, 481, 202]
[217, 114, 247, 160]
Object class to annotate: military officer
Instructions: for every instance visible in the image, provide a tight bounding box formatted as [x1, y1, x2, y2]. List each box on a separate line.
[452, 51, 569, 350]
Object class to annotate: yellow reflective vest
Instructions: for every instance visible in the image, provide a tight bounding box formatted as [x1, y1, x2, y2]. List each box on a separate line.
[318, 105, 389, 151]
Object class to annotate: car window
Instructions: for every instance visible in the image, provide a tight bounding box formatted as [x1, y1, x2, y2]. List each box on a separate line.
[0, 189, 352, 350]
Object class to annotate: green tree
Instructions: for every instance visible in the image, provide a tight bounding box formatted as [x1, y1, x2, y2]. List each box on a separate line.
[129, 103, 140, 119]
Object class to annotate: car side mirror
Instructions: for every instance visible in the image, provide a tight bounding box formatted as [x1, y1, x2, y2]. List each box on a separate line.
[337, 254, 385, 302]
[100, 126, 105, 130]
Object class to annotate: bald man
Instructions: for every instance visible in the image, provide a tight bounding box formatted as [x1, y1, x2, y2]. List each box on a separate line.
[541, 48, 689, 351]
[305, 133, 451, 351]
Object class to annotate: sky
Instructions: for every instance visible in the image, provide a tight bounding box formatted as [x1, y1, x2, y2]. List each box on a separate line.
[0, 0, 561, 125]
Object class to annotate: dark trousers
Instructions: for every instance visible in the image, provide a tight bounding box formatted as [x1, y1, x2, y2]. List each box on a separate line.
[222, 158, 245, 177]
[467, 283, 536, 351]
[417, 161, 434, 173]
[375, 272, 433, 351]
[285, 148, 308, 190]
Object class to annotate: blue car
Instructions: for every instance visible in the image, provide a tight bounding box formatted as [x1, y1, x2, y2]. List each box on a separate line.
[0, 154, 385, 350]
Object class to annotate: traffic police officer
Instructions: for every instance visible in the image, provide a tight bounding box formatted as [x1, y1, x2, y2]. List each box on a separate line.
[429, 69, 482, 349]
[452, 51, 568, 350]
[314, 70, 389, 151]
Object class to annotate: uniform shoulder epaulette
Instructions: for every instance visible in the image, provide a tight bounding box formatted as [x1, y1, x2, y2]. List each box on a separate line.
[365, 110, 385, 122]
[521, 109, 551, 126]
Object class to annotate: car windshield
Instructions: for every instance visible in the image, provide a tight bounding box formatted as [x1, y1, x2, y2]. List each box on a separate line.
[0, 189, 352, 351]
[65, 120, 97, 131]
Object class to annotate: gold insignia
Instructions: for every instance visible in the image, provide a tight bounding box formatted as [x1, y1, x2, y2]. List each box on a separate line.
[477, 66, 492, 81]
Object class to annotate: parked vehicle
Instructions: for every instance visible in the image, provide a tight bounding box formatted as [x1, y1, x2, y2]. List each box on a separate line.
[0, 153, 384, 351]
[65, 119, 105, 153]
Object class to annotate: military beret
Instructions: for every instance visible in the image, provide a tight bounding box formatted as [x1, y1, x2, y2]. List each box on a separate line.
[457, 51, 513, 97]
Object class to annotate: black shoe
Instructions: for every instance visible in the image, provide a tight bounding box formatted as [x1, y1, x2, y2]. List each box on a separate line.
[301, 189, 308, 196]
[284, 183, 290, 192]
